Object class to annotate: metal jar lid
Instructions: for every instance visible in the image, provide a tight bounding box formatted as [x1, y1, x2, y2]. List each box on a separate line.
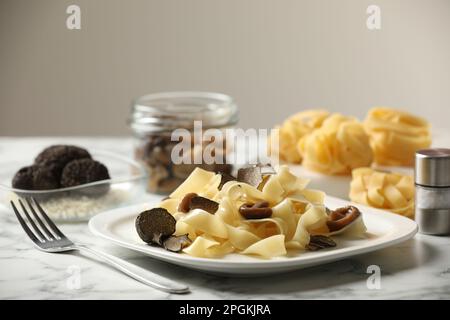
[129, 92, 239, 134]
[415, 148, 450, 187]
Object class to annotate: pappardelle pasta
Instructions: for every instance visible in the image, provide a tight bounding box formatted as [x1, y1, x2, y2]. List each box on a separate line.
[364, 107, 431, 166]
[270, 110, 330, 164]
[349, 167, 414, 218]
[135, 165, 367, 259]
[271, 107, 431, 173]
[297, 114, 373, 175]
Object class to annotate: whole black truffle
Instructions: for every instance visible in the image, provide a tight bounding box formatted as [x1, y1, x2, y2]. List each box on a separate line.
[60, 158, 110, 188]
[35, 145, 91, 176]
[31, 164, 60, 190]
[12, 166, 34, 189]
[135, 208, 176, 245]
[12, 164, 60, 190]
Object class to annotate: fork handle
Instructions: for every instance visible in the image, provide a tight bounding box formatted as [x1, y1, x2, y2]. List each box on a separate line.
[74, 245, 189, 294]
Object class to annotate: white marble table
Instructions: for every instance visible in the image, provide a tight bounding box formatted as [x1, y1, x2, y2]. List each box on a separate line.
[0, 137, 449, 300]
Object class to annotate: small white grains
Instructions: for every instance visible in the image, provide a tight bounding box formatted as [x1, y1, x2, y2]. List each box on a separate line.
[8, 189, 130, 222]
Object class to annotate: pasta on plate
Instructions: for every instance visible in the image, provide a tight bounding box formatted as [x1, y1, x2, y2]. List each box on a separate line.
[143, 165, 367, 259]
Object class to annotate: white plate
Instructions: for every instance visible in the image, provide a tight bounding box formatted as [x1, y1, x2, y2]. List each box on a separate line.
[88, 196, 418, 275]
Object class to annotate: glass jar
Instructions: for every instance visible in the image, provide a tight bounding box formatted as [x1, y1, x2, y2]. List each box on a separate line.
[129, 92, 239, 194]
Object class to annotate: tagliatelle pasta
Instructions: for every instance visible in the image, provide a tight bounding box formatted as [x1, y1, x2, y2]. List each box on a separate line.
[349, 167, 414, 218]
[364, 107, 431, 166]
[297, 114, 373, 175]
[148, 166, 367, 259]
[270, 110, 330, 163]
[242, 235, 287, 258]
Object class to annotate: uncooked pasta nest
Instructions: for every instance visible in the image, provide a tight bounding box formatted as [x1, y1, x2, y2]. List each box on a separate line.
[364, 107, 431, 166]
[272, 107, 431, 174]
[270, 110, 330, 163]
[135, 165, 367, 259]
[297, 114, 373, 175]
[349, 167, 414, 218]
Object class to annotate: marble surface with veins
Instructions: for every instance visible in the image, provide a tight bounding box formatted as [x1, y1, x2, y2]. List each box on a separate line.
[0, 137, 449, 299]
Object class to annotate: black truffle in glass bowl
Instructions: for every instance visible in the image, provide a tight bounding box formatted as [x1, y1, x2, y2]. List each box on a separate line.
[11, 145, 100, 199]
[61, 159, 111, 196]
[35, 145, 92, 175]
[11, 164, 61, 201]
[1, 148, 147, 222]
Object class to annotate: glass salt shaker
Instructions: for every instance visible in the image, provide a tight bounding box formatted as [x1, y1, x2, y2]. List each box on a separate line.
[415, 148, 450, 235]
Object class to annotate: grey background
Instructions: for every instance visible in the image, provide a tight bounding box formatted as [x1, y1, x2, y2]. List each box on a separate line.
[1, 0, 449, 136]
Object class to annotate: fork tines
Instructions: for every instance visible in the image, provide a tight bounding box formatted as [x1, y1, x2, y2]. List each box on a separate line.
[11, 197, 67, 245]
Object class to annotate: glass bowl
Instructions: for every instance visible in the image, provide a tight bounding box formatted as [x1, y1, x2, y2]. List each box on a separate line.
[0, 150, 147, 222]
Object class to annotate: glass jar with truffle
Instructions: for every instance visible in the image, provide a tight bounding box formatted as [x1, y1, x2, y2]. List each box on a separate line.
[129, 92, 239, 194]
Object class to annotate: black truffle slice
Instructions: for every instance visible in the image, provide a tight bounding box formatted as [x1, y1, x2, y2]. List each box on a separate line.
[12, 166, 34, 190]
[60, 158, 110, 188]
[135, 208, 176, 245]
[162, 234, 192, 252]
[237, 164, 275, 189]
[189, 196, 219, 214]
[35, 145, 92, 176]
[237, 166, 264, 187]
[306, 235, 336, 251]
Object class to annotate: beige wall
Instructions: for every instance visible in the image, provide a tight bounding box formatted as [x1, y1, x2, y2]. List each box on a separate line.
[1, 0, 449, 136]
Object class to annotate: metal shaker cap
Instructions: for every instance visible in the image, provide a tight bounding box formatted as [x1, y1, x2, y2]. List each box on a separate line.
[415, 148, 450, 187]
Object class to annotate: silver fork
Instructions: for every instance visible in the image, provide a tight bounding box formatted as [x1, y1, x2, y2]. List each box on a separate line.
[11, 197, 189, 294]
